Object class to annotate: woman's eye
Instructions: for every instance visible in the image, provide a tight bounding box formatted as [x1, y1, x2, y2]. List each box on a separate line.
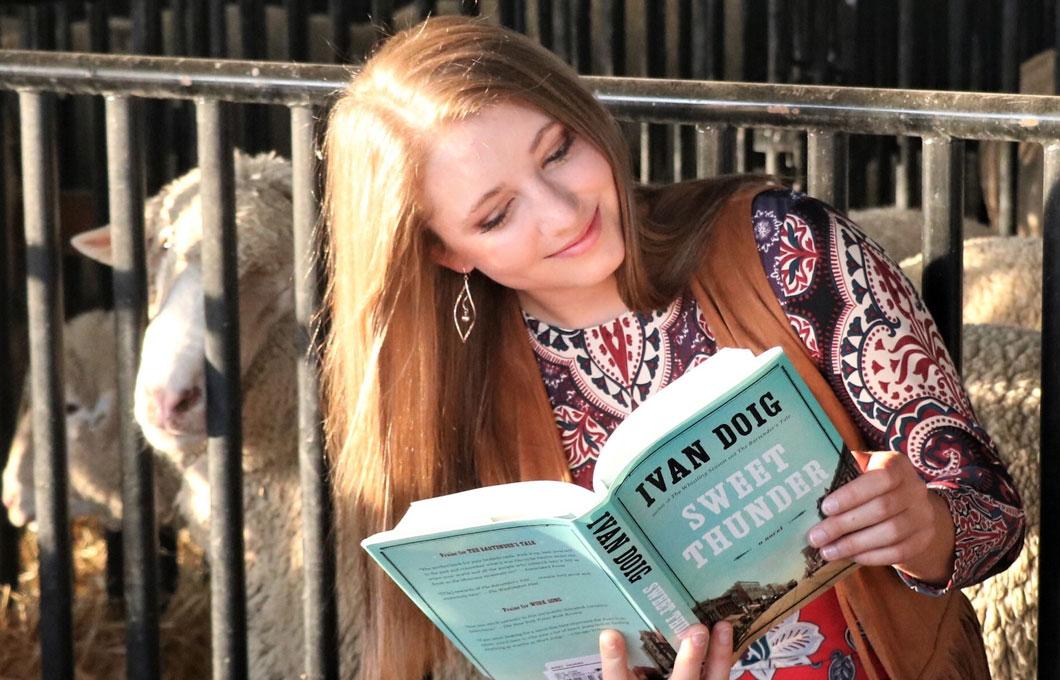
[481, 200, 513, 232]
[545, 129, 575, 165]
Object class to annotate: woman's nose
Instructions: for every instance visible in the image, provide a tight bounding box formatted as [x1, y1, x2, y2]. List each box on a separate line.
[532, 176, 580, 235]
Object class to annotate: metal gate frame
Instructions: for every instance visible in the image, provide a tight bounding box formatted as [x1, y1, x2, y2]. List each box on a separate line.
[0, 50, 1054, 680]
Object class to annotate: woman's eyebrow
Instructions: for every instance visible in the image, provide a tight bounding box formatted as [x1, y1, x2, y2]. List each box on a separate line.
[463, 121, 560, 224]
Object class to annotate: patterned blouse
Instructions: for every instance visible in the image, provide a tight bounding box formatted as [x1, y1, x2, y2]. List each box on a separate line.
[523, 188, 1025, 679]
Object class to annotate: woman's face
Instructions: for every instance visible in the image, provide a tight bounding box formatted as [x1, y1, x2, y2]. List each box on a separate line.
[422, 101, 624, 324]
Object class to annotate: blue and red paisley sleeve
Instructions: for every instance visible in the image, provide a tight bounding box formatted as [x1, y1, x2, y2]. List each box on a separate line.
[750, 189, 1026, 593]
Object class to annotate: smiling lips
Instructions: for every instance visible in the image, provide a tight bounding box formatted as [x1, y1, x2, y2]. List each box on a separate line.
[549, 206, 601, 258]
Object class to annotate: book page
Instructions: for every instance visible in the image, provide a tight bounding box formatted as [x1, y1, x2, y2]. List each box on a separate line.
[381, 481, 599, 539]
[369, 521, 666, 679]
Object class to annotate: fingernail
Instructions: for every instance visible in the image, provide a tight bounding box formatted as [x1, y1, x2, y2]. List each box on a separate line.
[691, 630, 708, 647]
[821, 545, 838, 560]
[808, 528, 826, 547]
[821, 497, 838, 515]
[715, 623, 731, 644]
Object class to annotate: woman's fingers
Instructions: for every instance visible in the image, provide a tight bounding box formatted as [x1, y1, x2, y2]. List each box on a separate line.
[670, 625, 709, 680]
[600, 624, 733, 680]
[599, 629, 633, 680]
[703, 622, 734, 680]
[671, 623, 734, 680]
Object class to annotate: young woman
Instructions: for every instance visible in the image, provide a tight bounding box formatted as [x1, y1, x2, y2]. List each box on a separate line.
[322, 16, 1025, 680]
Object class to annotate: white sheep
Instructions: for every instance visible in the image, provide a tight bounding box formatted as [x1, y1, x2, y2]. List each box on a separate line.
[1, 309, 181, 532]
[898, 236, 1042, 331]
[72, 151, 364, 680]
[847, 206, 992, 264]
[959, 323, 1040, 680]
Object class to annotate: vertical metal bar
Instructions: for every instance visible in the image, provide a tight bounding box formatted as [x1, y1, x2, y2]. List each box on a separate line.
[291, 105, 339, 680]
[20, 89, 74, 680]
[209, 0, 227, 58]
[370, 0, 395, 38]
[499, 0, 527, 32]
[131, 0, 165, 195]
[0, 90, 18, 590]
[536, 0, 553, 51]
[807, 131, 849, 214]
[197, 98, 249, 680]
[947, 0, 966, 90]
[551, 0, 570, 64]
[329, 0, 351, 62]
[998, 0, 1019, 235]
[23, 3, 56, 50]
[691, 0, 723, 80]
[646, 0, 670, 183]
[286, 0, 309, 61]
[896, 0, 915, 209]
[764, 0, 785, 178]
[592, 0, 624, 76]
[920, 136, 964, 371]
[87, 0, 110, 224]
[54, 0, 72, 50]
[571, 0, 591, 72]
[695, 125, 730, 179]
[239, 0, 266, 60]
[1041, 140, 1060, 680]
[239, 0, 269, 154]
[187, 0, 209, 57]
[106, 94, 161, 680]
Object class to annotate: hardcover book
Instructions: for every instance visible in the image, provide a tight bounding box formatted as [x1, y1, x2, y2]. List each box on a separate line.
[362, 347, 861, 680]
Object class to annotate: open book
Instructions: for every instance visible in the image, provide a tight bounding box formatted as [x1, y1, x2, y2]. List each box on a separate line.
[363, 347, 861, 679]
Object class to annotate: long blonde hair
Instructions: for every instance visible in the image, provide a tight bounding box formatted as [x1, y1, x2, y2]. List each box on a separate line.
[322, 16, 764, 679]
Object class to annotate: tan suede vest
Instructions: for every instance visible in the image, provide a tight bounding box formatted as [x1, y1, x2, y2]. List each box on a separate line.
[496, 185, 991, 679]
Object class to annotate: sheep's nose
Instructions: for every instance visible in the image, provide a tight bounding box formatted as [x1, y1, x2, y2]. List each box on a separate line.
[149, 385, 203, 431]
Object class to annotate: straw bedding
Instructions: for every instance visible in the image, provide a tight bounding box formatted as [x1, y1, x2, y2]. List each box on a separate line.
[0, 519, 210, 680]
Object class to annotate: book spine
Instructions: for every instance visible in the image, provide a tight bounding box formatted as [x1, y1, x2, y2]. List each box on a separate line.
[574, 503, 698, 647]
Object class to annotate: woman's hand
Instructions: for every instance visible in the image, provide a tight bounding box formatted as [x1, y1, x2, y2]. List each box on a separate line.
[599, 622, 733, 680]
[807, 450, 956, 585]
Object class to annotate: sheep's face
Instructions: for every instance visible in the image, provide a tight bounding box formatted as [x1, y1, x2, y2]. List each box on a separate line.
[1, 312, 124, 531]
[132, 154, 295, 461]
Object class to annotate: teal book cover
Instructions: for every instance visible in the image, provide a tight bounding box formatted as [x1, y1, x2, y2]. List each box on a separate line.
[363, 347, 861, 679]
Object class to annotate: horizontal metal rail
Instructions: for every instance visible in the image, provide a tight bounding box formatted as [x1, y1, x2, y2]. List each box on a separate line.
[2, 50, 1060, 142]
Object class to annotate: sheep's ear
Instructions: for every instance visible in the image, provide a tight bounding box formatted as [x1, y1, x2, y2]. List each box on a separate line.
[70, 225, 114, 267]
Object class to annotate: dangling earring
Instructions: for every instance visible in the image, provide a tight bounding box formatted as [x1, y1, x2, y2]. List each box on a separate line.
[453, 269, 476, 343]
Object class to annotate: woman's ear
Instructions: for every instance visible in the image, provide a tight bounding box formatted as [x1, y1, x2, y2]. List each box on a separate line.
[429, 241, 471, 274]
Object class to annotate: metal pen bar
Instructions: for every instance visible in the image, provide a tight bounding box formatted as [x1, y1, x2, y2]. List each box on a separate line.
[920, 136, 964, 371]
[238, 0, 269, 153]
[0, 89, 18, 590]
[1039, 141, 1060, 680]
[592, 0, 623, 77]
[20, 89, 74, 680]
[895, 0, 915, 209]
[329, 0, 351, 63]
[87, 0, 110, 224]
[646, 0, 670, 183]
[286, 0, 309, 62]
[209, 0, 227, 58]
[694, 124, 728, 178]
[498, 0, 526, 33]
[197, 98, 249, 680]
[998, 0, 1019, 236]
[807, 130, 848, 213]
[7, 50, 1060, 142]
[947, 0, 966, 90]
[106, 94, 160, 680]
[292, 104, 339, 680]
